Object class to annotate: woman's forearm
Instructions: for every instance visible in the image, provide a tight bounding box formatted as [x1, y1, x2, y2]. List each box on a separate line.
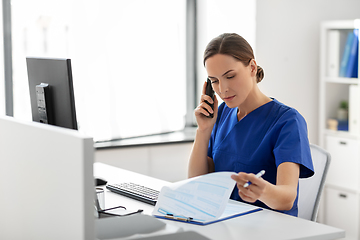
[188, 129, 212, 178]
[259, 183, 298, 211]
[233, 162, 299, 211]
[259, 162, 299, 210]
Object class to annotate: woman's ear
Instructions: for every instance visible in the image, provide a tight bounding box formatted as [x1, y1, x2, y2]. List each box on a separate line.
[250, 59, 257, 76]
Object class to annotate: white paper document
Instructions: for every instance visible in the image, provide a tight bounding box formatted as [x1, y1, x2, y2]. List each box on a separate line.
[152, 172, 262, 225]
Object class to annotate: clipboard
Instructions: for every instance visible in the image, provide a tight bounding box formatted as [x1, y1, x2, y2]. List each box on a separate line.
[153, 201, 263, 226]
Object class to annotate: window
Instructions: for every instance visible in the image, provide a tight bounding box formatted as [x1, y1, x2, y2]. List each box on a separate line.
[11, 0, 186, 141]
[9, 0, 255, 141]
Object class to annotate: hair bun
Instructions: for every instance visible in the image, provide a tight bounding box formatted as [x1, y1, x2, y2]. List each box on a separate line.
[256, 65, 264, 83]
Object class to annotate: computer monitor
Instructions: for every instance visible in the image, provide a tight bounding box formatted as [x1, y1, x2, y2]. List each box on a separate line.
[26, 57, 78, 130]
[0, 116, 94, 239]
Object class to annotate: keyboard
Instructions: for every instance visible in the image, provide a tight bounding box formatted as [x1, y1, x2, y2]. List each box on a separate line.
[106, 182, 160, 205]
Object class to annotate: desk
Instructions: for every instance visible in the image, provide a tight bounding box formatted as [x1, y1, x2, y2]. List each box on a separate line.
[94, 162, 345, 240]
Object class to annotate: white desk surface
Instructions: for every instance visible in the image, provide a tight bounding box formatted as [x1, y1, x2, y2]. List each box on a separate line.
[94, 162, 345, 240]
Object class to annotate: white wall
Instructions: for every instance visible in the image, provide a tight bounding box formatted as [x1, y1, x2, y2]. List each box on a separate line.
[95, 143, 193, 182]
[256, 0, 360, 144]
[196, 0, 256, 111]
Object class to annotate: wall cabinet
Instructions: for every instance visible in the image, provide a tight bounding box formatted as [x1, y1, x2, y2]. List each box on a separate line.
[326, 136, 360, 190]
[319, 20, 360, 239]
[325, 187, 359, 239]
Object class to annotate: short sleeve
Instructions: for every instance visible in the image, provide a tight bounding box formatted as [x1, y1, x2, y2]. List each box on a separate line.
[273, 109, 314, 178]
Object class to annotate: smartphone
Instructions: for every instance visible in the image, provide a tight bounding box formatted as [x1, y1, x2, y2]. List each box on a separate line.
[204, 78, 215, 118]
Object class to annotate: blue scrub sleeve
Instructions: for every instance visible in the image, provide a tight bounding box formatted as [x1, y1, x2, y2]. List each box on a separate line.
[273, 109, 314, 178]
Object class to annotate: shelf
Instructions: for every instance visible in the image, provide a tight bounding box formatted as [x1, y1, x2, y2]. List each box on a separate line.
[324, 77, 359, 84]
[321, 19, 360, 30]
[324, 129, 359, 139]
[319, 19, 360, 236]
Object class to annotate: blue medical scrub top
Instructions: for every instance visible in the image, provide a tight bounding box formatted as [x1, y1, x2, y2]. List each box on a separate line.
[207, 98, 314, 216]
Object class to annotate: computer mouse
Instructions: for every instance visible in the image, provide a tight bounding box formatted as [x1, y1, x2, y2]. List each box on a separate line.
[95, 177, 108, 186]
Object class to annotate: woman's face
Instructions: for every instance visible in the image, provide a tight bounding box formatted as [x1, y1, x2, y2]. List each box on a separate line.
[205, 54, 256, 108]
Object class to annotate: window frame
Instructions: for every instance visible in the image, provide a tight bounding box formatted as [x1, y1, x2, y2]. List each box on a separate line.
[3, 0, 13, 116]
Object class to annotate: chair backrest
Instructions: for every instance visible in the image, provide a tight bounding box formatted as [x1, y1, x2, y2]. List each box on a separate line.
[298, 144, 331, 221]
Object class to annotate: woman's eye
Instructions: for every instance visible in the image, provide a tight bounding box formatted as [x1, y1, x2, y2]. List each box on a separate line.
[211, 80, 218, 84]
[227, 75, 235, 79]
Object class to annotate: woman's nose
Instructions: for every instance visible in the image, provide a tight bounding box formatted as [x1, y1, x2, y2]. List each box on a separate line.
[218, 81, 228, 94]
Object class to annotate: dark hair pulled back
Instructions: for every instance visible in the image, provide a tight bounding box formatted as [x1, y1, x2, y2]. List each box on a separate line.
[203, 33, 264, 83]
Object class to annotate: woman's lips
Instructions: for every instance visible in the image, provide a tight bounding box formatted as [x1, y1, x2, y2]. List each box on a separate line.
[224, 95, 235, 101]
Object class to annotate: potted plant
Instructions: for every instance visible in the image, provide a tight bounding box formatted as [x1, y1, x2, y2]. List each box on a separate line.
[337, 100, 348, 121]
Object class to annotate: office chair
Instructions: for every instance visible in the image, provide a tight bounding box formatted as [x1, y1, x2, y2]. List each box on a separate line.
[298, 144, 331, 221]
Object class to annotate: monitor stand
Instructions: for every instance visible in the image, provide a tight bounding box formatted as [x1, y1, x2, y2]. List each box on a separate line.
[36, 83, 54, 124]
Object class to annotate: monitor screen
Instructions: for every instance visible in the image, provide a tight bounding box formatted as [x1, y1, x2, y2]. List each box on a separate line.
[26, 57, 78, 130]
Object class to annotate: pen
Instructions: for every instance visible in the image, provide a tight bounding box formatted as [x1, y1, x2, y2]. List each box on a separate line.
[243, 170, 265, 188]
[165, 214, 193, 222]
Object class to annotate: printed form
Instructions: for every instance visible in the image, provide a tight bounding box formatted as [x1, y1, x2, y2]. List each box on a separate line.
[152, 172, 261, 224]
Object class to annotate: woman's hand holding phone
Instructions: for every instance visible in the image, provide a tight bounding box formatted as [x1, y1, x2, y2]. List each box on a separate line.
[204, 78, 215, 118]
[194, 80, 218, 131]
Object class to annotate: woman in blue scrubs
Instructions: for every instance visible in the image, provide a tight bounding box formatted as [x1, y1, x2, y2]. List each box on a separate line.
[188, 33, 314, 217]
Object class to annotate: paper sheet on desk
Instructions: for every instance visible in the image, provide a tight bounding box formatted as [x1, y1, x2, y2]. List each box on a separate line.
[152, 172, 236, 222]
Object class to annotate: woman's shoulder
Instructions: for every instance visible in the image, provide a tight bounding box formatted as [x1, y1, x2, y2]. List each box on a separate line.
[271, 98, 304, 120]
[269, 99, 308, 131]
